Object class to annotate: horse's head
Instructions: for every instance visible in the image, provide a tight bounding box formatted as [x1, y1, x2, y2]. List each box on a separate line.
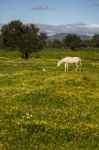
[57, 60, 61, 66]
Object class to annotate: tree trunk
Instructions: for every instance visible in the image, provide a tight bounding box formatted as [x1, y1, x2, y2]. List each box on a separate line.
[22, 49, 29, 59]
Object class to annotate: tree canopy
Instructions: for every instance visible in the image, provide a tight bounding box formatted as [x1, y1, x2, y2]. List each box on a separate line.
[91, 34, 99, 48]
[1, 20, 47, 58]
[63, 34, 82, 50]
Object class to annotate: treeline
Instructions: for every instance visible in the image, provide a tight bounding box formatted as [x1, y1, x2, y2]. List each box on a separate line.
[0, 20, 99, 58]
[46, 34, 99, 50]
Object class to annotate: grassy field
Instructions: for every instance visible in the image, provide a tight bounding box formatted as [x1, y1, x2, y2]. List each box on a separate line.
[0, 49, 99, 150]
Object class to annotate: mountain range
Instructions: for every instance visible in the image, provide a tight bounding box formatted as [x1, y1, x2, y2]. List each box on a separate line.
[37, 23, 99, 40]
[47, 33, 92, 41]
[37, 23, 99, 36]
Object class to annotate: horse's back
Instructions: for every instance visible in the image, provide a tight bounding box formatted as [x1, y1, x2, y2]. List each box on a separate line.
[64, 56, 81, 63]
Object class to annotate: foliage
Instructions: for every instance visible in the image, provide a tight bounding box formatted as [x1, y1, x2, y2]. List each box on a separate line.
[1, 20, 23, 49]
[63, 34, 82, 50]
[91, 34, 99, 48]
[18, 24, 39, 59]
[0, 35, 3, 48]
[51, 39, 63, 48]
[0, 48, 99, 149]
[38, 32, 47, 50]
[81, 40, 92, 48]
[0, 20, 47, 58]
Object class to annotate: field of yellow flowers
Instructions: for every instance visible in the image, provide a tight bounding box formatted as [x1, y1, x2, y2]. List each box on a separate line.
[0, 49, 99, 149]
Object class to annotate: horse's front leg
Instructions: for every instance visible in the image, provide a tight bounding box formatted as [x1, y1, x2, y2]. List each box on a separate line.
[65, 64, 66, 71]
[65, 63, 68, 71]
[67, 63, 68, 71]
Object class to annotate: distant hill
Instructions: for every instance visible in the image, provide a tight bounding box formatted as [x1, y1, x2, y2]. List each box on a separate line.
[37, 23, 99, 37]
[47, 33, 92, 41]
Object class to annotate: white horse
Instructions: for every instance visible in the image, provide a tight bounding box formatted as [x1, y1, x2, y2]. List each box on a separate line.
[57, 56, 82, 71]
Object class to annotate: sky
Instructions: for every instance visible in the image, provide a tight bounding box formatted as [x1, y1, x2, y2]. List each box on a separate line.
[0, 0, 99, 36]
[0, 0, 99, 25]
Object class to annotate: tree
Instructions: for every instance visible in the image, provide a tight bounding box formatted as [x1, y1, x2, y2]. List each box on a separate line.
[81, 40, 92, 48]
[46, 40, 53, 48]
[52, 39, 63, 48]
[63, 34, 81, 50]
[1, 20, 23, 49]
[18, 24, 39, 58]
[0, 35, 3, 48]
[91, 34, 99, 48]
[38, 32, 47, 50]
[1, 20, 46, 58]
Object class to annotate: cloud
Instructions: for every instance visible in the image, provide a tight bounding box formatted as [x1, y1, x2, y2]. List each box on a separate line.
[87, 3, 99, 8]
[32, 6, 54, 11]
[94, 3, 99, 7]
[37, 23, 99, 36]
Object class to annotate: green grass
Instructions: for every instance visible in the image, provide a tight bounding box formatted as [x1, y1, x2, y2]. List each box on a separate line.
[0, 49, 99, 150]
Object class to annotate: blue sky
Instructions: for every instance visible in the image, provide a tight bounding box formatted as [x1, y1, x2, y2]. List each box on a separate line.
[0, 0, 99, 25]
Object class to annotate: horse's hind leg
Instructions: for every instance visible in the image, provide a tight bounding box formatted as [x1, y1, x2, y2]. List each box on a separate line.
[79, 65, 81, 71]
[77, 61, 82, 71]
[79, 61, 82, 71]
[76, 63, 79, 71]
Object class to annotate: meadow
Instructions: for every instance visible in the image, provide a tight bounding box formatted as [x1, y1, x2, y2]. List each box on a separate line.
[0, 48, 99, 150]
